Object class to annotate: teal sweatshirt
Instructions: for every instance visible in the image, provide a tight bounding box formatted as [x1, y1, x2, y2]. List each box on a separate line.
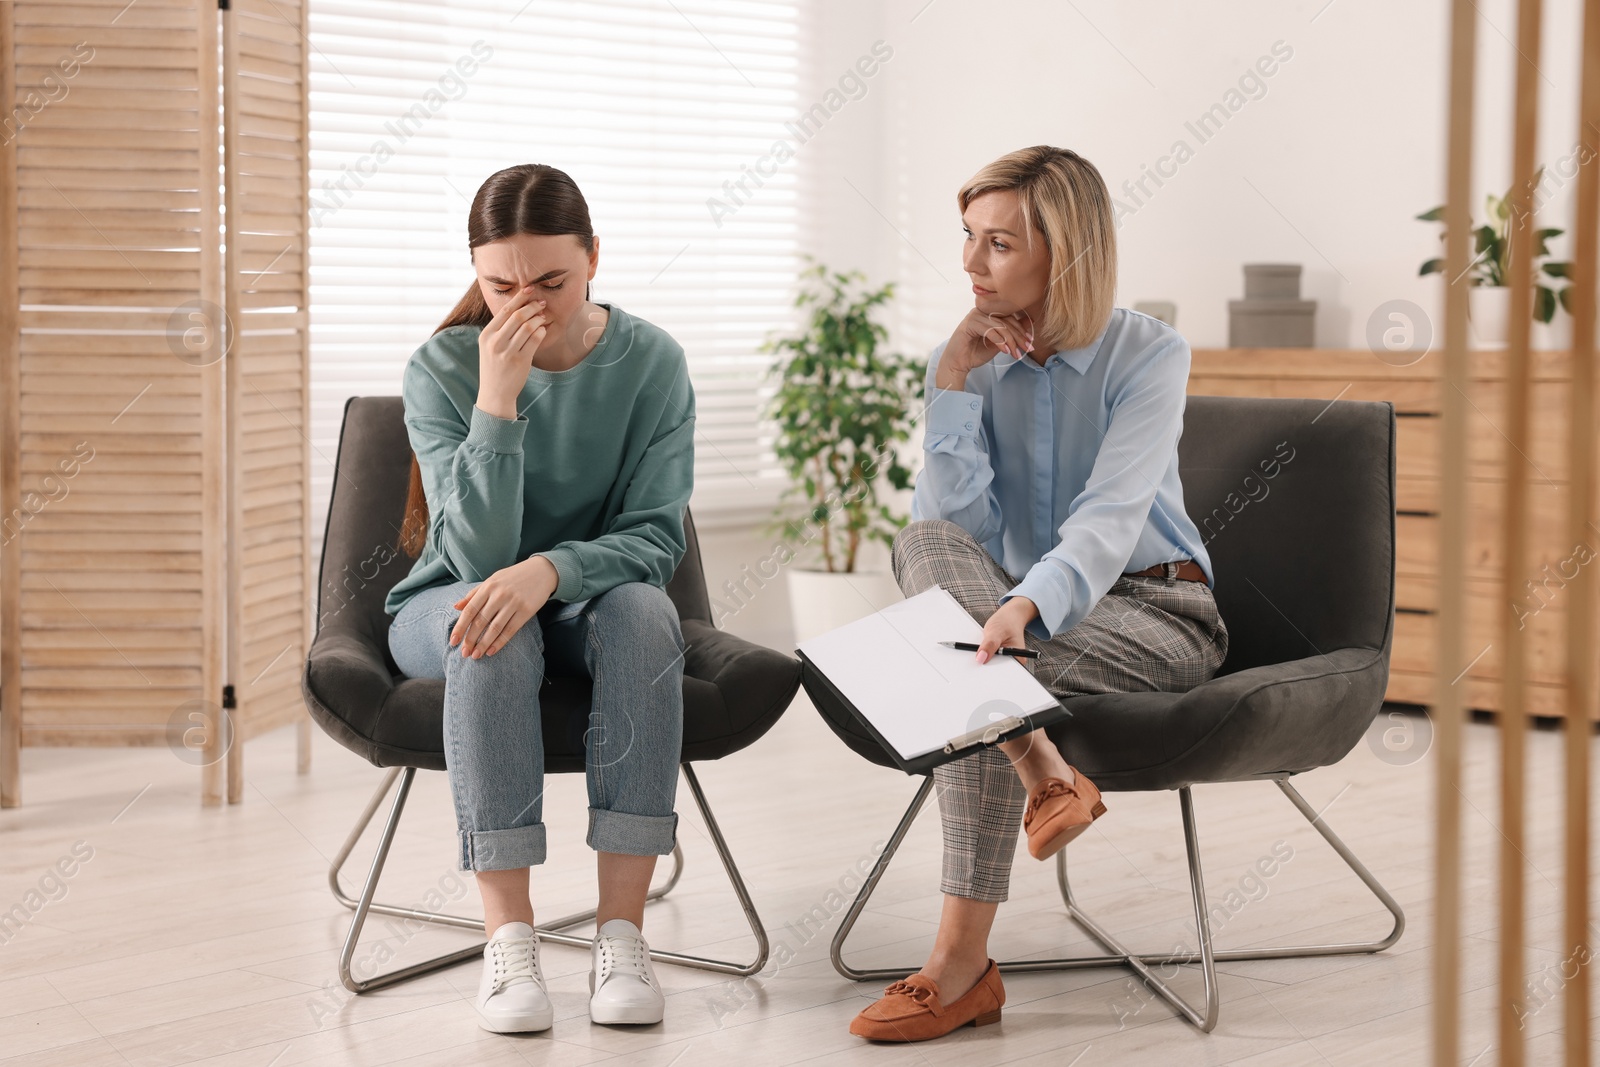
[382, 303, 696, 619]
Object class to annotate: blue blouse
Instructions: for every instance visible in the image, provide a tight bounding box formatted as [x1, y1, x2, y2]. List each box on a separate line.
[910, 306, 1214, 642]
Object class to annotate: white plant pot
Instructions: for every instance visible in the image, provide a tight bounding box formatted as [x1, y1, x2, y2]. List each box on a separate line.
[787, 568, 904, 647]
[1468, 286, 1510, 348]
[1534, 301, 1571, 351]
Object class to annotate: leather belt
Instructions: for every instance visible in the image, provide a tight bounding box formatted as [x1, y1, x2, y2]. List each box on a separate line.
[1124, 558, 1207, 583]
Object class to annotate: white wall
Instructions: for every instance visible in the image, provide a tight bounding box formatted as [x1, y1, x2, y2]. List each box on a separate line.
[715, 0, 1592, 653]
[808, 0, 1589, 355]
[702, 1, 901, 655]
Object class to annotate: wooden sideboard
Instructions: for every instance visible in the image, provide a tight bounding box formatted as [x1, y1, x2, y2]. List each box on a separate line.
[1189, 346, 1594, 721]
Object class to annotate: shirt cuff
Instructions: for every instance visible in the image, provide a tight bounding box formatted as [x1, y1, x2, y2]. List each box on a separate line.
[536, 546, 584, 601]
[466, 404, 527, 454]
[1002, 565, 1070, 641]
[926, 387, 983, 439]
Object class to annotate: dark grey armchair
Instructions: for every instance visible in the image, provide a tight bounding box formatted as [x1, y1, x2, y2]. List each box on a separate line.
[805, 395, 1403, 1032]
[303, 396, 801, 993]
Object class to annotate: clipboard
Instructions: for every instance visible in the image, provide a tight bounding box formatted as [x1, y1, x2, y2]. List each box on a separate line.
[795, 585, 1071, 776]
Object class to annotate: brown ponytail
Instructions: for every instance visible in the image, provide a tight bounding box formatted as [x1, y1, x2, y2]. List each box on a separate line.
[396, 164, 596, 558]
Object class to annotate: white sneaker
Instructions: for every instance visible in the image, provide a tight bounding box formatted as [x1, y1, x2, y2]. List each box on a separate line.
[475, 921, 553, 1033]
[588, 918, 664, 1025]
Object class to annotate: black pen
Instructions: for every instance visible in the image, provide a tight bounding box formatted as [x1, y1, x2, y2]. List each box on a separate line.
[937, 640, 1039, 660]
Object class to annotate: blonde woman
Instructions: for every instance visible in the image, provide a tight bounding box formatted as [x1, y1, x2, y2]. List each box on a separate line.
[849, 145, 1229, 1043]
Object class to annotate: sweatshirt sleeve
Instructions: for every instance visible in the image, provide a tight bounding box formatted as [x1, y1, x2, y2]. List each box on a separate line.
[533, 363, 696, 601]
[910, 341, 1005, 544]
[403, 353, 526, 583]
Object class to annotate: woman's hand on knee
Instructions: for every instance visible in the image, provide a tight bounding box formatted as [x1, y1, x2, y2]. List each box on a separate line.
[450, 557, 561, 658]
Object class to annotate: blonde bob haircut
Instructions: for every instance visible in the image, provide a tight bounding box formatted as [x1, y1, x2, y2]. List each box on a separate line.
[957, 145, 1117, 352]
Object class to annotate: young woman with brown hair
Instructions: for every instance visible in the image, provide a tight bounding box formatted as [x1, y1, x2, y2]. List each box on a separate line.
[384, 163, 695, 1033]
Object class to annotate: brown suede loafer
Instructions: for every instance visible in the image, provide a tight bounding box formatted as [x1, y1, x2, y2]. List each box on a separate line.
[1023, 770, 1107, 860]
[848, 959, 1004, 1042]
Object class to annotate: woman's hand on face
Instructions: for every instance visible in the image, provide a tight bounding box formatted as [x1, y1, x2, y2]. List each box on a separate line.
[476, 285, 550, 418]
[939, 306, 1035, 391]
[449, 556, 562, 659]
[975, 596, 1038, 664]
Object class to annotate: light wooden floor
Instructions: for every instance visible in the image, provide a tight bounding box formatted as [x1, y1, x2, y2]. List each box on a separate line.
[1, 694, 1596, 1066]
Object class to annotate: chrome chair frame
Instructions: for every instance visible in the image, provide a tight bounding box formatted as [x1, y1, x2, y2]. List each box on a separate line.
[830, 775, 1404, 1033]
[330, 762, 769, 993]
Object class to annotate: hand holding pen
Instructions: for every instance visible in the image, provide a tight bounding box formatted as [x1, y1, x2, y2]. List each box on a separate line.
[938, 640, 1038, 661]
[950, 594, 1042, 664]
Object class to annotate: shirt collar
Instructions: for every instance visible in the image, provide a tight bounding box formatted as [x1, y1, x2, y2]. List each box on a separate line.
[990, 315, 1112, 379]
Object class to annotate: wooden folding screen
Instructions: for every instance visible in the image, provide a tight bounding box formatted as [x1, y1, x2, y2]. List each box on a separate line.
[219, 0, 313, 802]
[0, 0, 311, 807]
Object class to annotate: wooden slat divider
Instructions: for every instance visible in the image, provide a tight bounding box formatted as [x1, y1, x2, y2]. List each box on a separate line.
[1434, 1, 1477, 1062]
[1562, 3, 1600, 1060]
[2, 0, 307, 808]
[1497, 2, 1543, 1061]
[222, 0, 312, 801]
[1, 0, 20, 808]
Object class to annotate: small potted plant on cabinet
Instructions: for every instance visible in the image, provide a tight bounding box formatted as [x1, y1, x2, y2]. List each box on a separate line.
[1417, 164, 1571, 347]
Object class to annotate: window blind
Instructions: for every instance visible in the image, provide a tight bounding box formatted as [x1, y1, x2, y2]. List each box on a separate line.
[306, 0, 805, 558]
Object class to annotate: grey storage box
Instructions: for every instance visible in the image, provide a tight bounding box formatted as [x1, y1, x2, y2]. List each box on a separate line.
[1243, 263, 1304, 300]
[1230, 262, 1316, 347]
[1134, 300, 1177, 325]
[1229, 299, 1317, 347]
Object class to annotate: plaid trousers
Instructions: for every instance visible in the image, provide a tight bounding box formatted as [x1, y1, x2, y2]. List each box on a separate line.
[890, 518, 1230, 903]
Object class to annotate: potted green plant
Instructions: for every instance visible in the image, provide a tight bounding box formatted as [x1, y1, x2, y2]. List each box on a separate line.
[1417, 165, 1572, 347]
[762, 261, 925, 644]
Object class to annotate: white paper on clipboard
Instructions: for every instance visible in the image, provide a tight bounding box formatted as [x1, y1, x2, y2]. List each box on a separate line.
[796, 584, 1061, 761]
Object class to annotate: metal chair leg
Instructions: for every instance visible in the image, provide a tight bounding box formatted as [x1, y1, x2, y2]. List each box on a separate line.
[830, 776, 935, 982]
[336, 767, 484, 992]
[534, 763, 770, 976]
[330, 762, 763, 993]
[829, 775, 1404, 1034]
[331, 767, 686, 940]
[1052, 786, 1220, 1030]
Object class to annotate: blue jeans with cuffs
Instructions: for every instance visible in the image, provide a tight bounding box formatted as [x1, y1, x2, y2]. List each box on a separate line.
[387, 579, 684, 872]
